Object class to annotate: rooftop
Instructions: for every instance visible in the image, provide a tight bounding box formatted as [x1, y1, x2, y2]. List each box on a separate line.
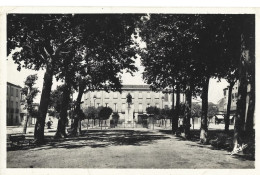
[7, 82, 22, 88]
[122, 85, 150, 89]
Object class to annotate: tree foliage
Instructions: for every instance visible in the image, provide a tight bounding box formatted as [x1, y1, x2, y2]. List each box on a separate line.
[98, 107, 113, 120]
[8, 14, 142, 141]
[83, 107, 98, 120]
[48, 85, 73, 115]
[21, 74, 40, 116]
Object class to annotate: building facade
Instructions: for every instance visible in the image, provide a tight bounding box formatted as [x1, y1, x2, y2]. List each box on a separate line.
[6, 82, 22, 126]
[223, 82, 239, 113]
[222, 82, 253, 126]
[82, 85, 185, 124]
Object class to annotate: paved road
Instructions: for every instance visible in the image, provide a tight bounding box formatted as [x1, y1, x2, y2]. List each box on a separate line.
[7, 128, 254, 168]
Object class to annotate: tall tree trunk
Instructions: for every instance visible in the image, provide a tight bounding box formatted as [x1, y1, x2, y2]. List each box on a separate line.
[192, 117, 194, 130]
[34, 63, 54, 143]
[200, 76, 210, 144]
[71, 79, 85, 136]
[234, 79, 247, 148]
[233, 34, 250, 149]
[225, 81, 235, 133]
[245, 83, 254, 137]
[184, 83, 192, 139]
[23, 114, 29, 134]
[171, 81, 175, 134]
[245, 41, 255, 139]
[172, 84, 180, 134]
[245, 78, 255, 138]
[55, 76, 71, 138]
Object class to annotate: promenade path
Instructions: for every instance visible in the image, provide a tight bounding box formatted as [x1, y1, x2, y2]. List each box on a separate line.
[7, 128, 254, 168]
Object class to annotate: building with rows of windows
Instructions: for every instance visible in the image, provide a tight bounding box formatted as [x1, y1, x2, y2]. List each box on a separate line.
[7, 82, 41, 126]
[223, 83, 239, 113]
[6, 82, 22, 126]
[222, 82, 253, 126]
[82, 85, 185, 124]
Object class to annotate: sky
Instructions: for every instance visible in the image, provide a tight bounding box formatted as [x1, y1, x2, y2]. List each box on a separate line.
[7, 53, 228, 104]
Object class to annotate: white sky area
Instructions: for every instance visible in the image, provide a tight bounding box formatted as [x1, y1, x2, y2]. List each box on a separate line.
[6, 53, 228, 104]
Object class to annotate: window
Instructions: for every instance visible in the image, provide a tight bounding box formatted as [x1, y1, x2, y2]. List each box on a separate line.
[164, 93, 168, 101]
[138, 91, 143, 99]
[11, 101, 13, 108]
[105, 92, 110, 99]
[16, 102, 18, 108]
[113, 92, 118, 99]
[132, 92, 135, 99]
[147, 92, 151, 99]
[105, 103, 109, 107]
[16, 89, 18, 97]
[11, 88, 13, 96]
[122, 103, 126, 112]
[121, 92, 126, 99]
[224, 90, 226, 96]
[138, 103, 143, 112]
[155, 93, 159, 99]
[16, 116, 19, 123]
[114, 103, 117, 111]
[97, 92, 101, 98]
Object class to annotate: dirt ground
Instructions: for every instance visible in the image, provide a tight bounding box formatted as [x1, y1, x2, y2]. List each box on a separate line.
[7, 128, 254, 168]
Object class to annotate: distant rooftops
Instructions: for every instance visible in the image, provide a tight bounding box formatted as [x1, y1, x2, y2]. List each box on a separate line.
[122, 85, 150, 90]
[7, 82, 22, 88]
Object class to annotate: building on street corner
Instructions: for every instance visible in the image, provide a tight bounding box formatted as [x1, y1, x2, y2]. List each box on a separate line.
[6, 82, 22, 126]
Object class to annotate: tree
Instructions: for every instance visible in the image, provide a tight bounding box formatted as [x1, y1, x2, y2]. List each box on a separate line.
[191, 102, 201, 130]
[98, 107, 113, 130]
[48, 85, 72, 115]
[48, 85, 73, 117]
[48, 85, 74, 137]
[7, 14, 83, 143]
[83, 107, 98, 129]
[139, 14, 201, 134]
[112, 112, 120, 127]
[146, 106, 160, 130]
[21, 74, 40, 133]
[191, 15, 247, 143]
[160, 108, 171, 128]
[207, 102, 218, 117]
[8, 14, 142, 142]
[69, 14, 142, 135]
[233, 15, 255, 151]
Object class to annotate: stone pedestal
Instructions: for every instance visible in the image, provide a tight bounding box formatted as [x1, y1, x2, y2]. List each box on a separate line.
[124, 105, 134, 127]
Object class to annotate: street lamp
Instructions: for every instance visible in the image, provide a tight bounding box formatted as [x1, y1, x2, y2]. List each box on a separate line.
[93, 95, 97, 108]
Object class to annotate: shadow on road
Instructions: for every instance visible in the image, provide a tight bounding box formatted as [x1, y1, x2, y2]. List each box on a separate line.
[7, 130, 171, 152]
[158, 129, 255, 161]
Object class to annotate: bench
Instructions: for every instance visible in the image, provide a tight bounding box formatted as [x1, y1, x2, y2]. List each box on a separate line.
[9, 135, 25, 147]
